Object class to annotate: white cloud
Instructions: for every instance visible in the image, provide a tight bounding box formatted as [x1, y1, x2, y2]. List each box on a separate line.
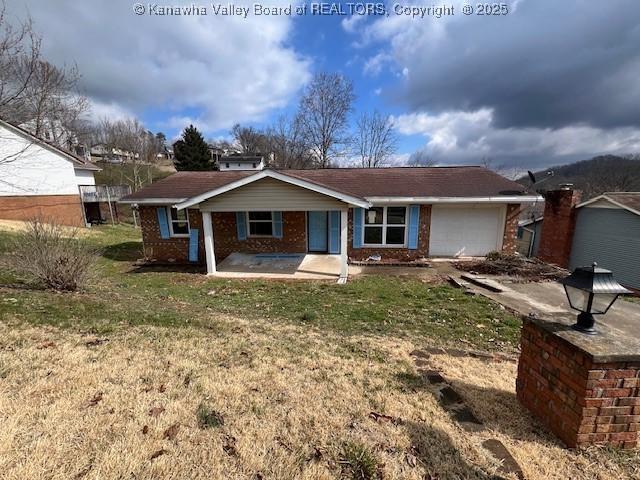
[393, 109, 640, 166]
[363, 52, 392, 76]
[341, 14, 365, 33]
[8, 1, 310, 133]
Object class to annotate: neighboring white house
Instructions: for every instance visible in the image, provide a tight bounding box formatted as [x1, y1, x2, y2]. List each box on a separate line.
[0, 119, 100, 226]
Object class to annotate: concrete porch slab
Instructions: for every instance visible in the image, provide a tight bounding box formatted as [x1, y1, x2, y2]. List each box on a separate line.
[214, 252, 353, 279]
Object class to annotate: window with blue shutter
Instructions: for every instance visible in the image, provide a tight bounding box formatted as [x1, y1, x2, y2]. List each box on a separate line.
[188, 228, 199, 262]
[236, 212, 247, 240]
[157, 207, 170, 239]
[329, 211, 340, 253]
[407, 205, 420, 250]
[273, 211, 283, 238]
[353, 208, 363, 248]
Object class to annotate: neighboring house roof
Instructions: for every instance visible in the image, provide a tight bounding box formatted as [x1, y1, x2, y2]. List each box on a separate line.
[577, 192, 640, 216]
[121, 166, 539, 207]
[0, 118, 100, 171]
[221, 155, 263, 162]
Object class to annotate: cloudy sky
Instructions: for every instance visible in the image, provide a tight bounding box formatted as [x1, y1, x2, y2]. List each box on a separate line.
[7, 0, 640, 169]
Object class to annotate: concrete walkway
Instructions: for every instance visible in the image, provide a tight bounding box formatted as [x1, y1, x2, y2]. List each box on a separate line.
[450, 272, 640, 335]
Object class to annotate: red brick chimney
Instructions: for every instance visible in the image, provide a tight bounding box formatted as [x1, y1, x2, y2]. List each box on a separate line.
[536, 185, 581, 268]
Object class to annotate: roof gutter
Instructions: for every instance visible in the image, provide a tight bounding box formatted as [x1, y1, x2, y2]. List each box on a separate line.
[118, 197, 187, 205]
[365, 195, 543, 204]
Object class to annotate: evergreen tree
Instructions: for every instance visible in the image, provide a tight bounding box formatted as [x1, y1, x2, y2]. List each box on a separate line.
[173, 125, 215, 171]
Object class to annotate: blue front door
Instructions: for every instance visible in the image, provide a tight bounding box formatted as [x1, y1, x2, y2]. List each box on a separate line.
[308, 211, 328, 252]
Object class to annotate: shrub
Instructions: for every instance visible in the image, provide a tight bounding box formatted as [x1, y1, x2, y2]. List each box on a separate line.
[196, 402, 224, 429]
[339, 442, 380, 480]
[4, 220, 99, 291]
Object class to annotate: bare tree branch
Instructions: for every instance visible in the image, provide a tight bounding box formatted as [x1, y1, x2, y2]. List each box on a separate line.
[354, 110, 398, 168]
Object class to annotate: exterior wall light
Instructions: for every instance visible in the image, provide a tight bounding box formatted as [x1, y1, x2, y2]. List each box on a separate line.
[560, 263, 631, 334]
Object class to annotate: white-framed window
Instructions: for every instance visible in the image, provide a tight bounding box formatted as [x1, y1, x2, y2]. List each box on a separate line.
[363, 206, 407, 246]
[247, 211, 274, 237]
[169, 207, 190, 237]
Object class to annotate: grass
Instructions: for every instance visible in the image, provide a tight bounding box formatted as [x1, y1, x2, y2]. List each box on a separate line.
[0, 224, 638, 479]
[0, 224, 520, 351]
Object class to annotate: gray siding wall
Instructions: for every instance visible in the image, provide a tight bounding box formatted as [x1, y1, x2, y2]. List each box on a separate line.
[199, 177, 346, 212]
[569, 208, 640, 289]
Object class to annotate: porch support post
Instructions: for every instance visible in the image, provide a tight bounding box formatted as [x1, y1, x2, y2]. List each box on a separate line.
[202, 210, 216, 274]
[340, 208, 348, 279]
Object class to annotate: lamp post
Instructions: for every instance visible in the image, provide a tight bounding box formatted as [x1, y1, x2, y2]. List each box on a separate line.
[560, 263, 631, 334]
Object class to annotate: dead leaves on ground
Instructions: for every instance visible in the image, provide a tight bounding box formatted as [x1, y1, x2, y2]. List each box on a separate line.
[86, 392, 103, 407]
[163, 423, 180, 441]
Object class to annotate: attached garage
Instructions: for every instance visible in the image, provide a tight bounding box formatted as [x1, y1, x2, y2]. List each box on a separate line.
[429, 205, 506, 256]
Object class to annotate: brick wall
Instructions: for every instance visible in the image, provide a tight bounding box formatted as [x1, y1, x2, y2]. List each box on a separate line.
[537, 189, 582, 267]
[0, 194, 85, 227]
[211, 211, 307, 261]
[138, 207, 307, 264]
[347, 205, 431, 261]
[502, 203, 521, 254]
[517, 318, 639, 449]
[139, 206, 204, 263]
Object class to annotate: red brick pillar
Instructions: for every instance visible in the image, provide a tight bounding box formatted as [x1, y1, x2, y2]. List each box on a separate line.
[517, 317, 640, 449]
[536, 187, 581, 268]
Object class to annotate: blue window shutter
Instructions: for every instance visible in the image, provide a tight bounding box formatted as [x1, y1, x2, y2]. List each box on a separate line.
[157, 207, 170, 239]
[329, 211, 340, 253]
[236, 212, 247, 240]
[273, 211, 283, 238]
[408, 205, 420, 250]
[188, 228, 199, 262]
[353, 208, 363, 248]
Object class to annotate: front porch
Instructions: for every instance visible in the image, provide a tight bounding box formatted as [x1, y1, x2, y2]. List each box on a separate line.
[201, 208, 350, 281]
[213, 252, 346, 280]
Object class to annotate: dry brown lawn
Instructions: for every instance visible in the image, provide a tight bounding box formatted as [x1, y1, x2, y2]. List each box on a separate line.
[1, 317, 638, 480]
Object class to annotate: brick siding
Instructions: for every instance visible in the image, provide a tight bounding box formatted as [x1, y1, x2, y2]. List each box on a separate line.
[139, 206, 204, 263]
[211, 211, 307, 261]
[0, 194, 85, 227]
[139, 203, 522, 265]
[139, 207, 306, 264]
[537, 189, 582, 267]
[347, 205, 431, 261]
[517, 318, 639, 449]
[502, 203, 521, 254]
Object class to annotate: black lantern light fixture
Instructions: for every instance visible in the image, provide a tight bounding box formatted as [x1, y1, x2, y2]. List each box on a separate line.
[560, 263, 631, 334]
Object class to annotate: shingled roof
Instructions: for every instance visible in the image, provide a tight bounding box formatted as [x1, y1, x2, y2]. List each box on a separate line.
[121, 166, 532, 203]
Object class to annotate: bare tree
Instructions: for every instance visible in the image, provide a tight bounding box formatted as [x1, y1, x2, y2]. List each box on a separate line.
[0, 0, 41, 117]
[97, 118, 159, 191]
[407, 150, 436, 167]
[264, 115, 314, 169]
[231, 123, 268, 154]
[0, 2, 88, 166]
[296, 72, 355, 168]
[354, 110, 398, 168]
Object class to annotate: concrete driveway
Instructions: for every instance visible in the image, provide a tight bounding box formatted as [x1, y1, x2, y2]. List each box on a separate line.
[458, 274, 640, 334]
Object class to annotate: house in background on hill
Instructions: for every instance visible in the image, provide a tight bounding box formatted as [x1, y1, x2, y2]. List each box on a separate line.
[0, 119, 129, 226]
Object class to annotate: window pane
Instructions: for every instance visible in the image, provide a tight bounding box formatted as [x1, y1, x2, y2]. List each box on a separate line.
[172, 222, 189, 235]
[387, 207, 406, 225]
[386, 226, 405, 245]
[249, 211, 272, 221]
[170, 208, 187, 221]
[249, 222, 273, 236]
[365, 207, 383, 225]
[364, 226, 383, 244]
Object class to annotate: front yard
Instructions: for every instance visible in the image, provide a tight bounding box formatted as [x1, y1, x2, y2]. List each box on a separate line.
[0, 224, 638, 479]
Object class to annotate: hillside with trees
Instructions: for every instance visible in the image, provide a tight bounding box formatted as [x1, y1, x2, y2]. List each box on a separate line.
[520, 155, 640, 200]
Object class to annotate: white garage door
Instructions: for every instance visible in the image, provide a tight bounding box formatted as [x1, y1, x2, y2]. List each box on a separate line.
[429, 206, 505, 257]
